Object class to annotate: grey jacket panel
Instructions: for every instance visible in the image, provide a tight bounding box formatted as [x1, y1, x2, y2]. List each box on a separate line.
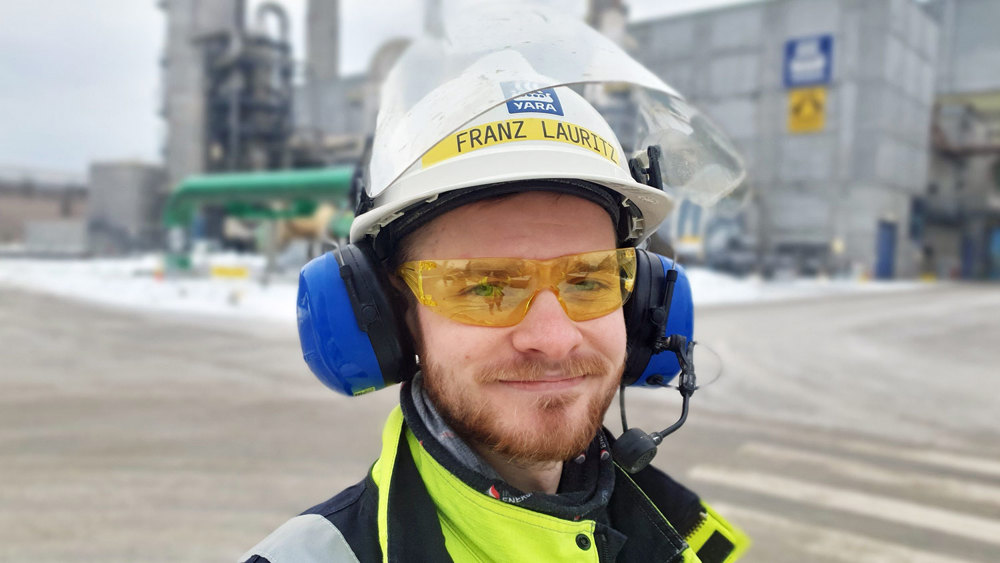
[240, 514, 361, 563]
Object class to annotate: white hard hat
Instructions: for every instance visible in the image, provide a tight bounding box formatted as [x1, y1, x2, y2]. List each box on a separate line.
[351, 84, 672, 248]
[350, 4, 746, 253]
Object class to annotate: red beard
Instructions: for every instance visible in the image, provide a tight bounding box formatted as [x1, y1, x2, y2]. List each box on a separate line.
[421, 354, 621, 464]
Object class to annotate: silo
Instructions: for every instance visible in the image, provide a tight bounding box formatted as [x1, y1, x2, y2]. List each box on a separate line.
[159, 0, 239, 190]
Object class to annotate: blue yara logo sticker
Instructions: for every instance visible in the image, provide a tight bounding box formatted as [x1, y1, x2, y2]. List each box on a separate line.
[502, 81, 564, 116]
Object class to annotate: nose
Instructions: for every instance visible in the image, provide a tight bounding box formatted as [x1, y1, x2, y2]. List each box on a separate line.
[510, 290, 583, 360]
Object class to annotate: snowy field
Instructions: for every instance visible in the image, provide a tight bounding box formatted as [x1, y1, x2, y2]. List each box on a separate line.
[0, 254, 299, 326]
[0, 254, 927, 325]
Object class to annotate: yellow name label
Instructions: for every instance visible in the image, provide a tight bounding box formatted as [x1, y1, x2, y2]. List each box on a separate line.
[421, 117, 619, 168]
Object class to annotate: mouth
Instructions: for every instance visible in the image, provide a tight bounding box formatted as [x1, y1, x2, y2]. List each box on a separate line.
[497, 374, 586, 392]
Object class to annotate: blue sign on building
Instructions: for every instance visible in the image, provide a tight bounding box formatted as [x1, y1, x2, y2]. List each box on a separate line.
[783, 35, 834, 88]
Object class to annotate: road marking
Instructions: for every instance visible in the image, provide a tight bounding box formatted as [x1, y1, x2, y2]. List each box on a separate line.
[689, 466, 1000, 546]
[833, 439, 1000, 479]
[713, 502, 975, 563]
[678, 415, 1000, 479]
[740, 442, 1000, 508]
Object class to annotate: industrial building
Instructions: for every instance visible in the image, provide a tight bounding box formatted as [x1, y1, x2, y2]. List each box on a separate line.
[635, 0, 999, 279]
[630, 0, 941, 278]
[924, 0, 1000, 279]
[0, 167, 88, 255]
[0, 161, 168, 256]
[88, 162, 167, 254]
[149, 0, 999, 278]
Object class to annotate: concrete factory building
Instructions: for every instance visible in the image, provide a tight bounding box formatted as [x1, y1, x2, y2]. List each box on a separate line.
[151, 0, 999, 279]
[631, 0, 942, 278]
[0, 167, 88, 256]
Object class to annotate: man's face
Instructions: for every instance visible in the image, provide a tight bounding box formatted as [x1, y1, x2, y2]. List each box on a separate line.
[403, 192, 626, 464]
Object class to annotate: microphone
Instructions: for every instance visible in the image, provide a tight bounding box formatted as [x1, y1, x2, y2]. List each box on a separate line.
[613, 335, 698, 474]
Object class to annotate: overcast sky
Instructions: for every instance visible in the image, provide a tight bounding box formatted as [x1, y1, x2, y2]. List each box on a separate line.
[0, 0, 756, 177]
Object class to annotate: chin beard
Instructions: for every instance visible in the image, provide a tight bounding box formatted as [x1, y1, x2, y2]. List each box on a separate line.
[422, 354, 622, 464]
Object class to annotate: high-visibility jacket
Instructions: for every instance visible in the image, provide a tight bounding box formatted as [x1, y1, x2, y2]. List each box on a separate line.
[241, 406, 749, 562]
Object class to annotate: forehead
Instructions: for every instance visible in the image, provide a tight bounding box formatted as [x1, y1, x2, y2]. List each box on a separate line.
[404, 192, 616, 260]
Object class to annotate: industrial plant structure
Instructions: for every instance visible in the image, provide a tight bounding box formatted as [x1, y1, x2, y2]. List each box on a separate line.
[7, 0, 997, 279]
[154, 0, 999, 279]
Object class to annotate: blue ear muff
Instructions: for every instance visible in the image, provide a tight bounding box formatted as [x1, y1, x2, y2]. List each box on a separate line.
[297, 241, 416, 396]
[622, 250, 694, 387]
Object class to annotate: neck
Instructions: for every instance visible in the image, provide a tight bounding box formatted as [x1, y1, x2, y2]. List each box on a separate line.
[471, 443, 564, 494]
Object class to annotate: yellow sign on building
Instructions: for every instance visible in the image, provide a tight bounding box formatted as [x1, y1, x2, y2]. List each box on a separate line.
[788, 87, 826, 133]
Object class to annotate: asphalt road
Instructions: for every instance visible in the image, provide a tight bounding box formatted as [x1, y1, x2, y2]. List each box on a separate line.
[1, 283, 998, 562]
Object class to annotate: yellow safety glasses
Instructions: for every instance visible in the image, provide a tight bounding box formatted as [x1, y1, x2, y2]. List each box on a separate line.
[396, 248, 636, 327]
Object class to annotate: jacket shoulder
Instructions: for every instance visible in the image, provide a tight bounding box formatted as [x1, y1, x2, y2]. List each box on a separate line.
[240, 478, 381, 563]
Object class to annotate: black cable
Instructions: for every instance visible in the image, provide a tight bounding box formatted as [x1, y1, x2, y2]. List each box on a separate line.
[619, 383, 629, 431]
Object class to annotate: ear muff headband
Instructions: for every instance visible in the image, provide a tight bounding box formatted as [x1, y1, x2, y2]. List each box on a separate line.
[297, 246, 691, 396]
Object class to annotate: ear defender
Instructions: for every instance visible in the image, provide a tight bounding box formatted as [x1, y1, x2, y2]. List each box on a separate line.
[622, 250, 694, 387]
[296, 240, 416, 396]
[296, 245, 691, 396]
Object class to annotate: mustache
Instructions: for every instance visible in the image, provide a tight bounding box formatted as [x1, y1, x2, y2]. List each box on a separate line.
[476, 355, 613, 383]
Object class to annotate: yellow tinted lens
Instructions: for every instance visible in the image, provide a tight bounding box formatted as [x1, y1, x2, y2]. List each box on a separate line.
[557, 248, 635, 321]
[397, 248, 636, 327]
[398, 259, 535, 326]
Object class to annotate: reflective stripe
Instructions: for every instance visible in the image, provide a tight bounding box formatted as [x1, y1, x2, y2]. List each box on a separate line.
[685, 502, 751, 563]
[239, 514, 360, 563]
[374, 407, 406, 562]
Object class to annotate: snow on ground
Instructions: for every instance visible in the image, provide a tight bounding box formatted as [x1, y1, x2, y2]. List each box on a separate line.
[0, 254, 299, 326]
[0, 254, 926, 325]
[687, 267, 925, 307]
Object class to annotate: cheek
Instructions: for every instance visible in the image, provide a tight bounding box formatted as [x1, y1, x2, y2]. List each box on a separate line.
[416, 307, 626, 366]
[583, 312, 627, 362]
[415, 307, 491, 364]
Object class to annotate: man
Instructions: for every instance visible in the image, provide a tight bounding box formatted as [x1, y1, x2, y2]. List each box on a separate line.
[242, 6, 748, 562]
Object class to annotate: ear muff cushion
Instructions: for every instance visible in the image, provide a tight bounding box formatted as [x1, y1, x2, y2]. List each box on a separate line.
[622, 251, 694, 386]
[623, 250, 658, 385]
[298, 252, 383, 395]
[339, 242, 417, 385]
[296, 242, 416, 396]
